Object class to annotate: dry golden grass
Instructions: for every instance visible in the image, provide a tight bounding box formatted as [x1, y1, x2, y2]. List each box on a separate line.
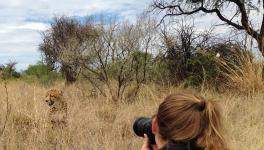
[219, 50, 264, 93]
[0, 81, 263, 150]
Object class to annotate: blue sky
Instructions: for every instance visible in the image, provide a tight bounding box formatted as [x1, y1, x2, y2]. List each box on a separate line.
[0, 0, 151, 71]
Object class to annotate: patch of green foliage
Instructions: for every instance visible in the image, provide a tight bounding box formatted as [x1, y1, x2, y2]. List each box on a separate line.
[185, 52, 220, 86]
[22, 62, 62, 86]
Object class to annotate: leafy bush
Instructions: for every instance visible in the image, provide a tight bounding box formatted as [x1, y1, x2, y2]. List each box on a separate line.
[185, 52, 220, 86]
[154, 42, 252, 88]
[22, 62, 62, 86]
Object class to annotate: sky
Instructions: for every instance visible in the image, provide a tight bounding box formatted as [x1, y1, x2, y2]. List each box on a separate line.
[0, 0, 262, 71]
[0, 0, 152, 71]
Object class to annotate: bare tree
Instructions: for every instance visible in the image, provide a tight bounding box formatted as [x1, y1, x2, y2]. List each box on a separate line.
[136, 15, 158, 83]
[82, 16, 157, 102]
[151, 0, 264, 56]
[40, 16, 99, 85]
[83, 20, 139, 101]
[5, 61, 17, 78]
[82, 20, 118, 100]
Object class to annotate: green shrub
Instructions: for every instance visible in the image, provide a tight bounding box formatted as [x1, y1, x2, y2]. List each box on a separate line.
[156, 42, 251, 88]
[185, 52, 219, 86]
[22, 62, 62, 86]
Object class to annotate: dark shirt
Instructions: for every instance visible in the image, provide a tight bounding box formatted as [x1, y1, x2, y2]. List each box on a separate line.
[159, 140, 203, 150]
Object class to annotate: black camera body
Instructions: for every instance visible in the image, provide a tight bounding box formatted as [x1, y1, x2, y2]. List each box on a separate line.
[133, 117, 156, 144]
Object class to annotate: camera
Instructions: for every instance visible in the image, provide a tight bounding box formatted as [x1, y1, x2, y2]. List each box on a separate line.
[133, 117, 156, 144]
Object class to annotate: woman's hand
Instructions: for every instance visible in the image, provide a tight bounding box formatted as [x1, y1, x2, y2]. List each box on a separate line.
[141, 134, 158, 150]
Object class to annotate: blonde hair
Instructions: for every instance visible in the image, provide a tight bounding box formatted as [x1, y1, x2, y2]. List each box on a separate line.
[156, 93, 227, 150]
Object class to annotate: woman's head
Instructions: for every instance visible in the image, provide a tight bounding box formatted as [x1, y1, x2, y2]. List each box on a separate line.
[154, 93, 227, 150]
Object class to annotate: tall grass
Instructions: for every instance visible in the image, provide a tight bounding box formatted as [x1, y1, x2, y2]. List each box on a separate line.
[0, 80, 263, 150]
[218, 50, 264, 93]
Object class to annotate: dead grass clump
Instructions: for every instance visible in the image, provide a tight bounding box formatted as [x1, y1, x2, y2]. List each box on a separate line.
[219, 50, 264, 93]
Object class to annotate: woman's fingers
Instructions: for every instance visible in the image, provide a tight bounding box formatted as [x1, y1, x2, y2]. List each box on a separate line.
[141, 134, 150, 150]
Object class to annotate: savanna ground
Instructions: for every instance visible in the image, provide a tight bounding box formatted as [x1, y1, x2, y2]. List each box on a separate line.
[0, 80, 263, 150]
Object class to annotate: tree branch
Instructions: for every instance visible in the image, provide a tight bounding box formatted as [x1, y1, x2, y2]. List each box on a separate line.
[260, 1, 264, 34]
[154, 1, 259, 39]
[228, 0, 259, 39]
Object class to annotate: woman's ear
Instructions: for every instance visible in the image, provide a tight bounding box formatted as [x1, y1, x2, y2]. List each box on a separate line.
[152, 116, 159, 134]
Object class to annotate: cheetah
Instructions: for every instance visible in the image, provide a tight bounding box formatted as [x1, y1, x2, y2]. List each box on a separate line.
[45, 89, 67, 127]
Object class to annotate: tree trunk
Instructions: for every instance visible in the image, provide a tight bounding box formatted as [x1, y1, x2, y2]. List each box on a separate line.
[62, 65, 78, 85]
[65, 73, 77, 85]
[257, 36, 264, 57]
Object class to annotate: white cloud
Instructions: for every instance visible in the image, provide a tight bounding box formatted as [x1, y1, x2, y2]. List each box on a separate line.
[11, 23, 49, 31]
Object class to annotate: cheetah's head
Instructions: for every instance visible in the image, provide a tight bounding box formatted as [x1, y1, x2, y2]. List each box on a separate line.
[45, 89, 63, 107]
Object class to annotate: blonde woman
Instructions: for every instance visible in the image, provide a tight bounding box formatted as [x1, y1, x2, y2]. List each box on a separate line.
[141, 93, 228, 150]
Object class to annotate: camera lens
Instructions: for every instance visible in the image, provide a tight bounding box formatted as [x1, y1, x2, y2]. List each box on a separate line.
[133, 117, 156, 144]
